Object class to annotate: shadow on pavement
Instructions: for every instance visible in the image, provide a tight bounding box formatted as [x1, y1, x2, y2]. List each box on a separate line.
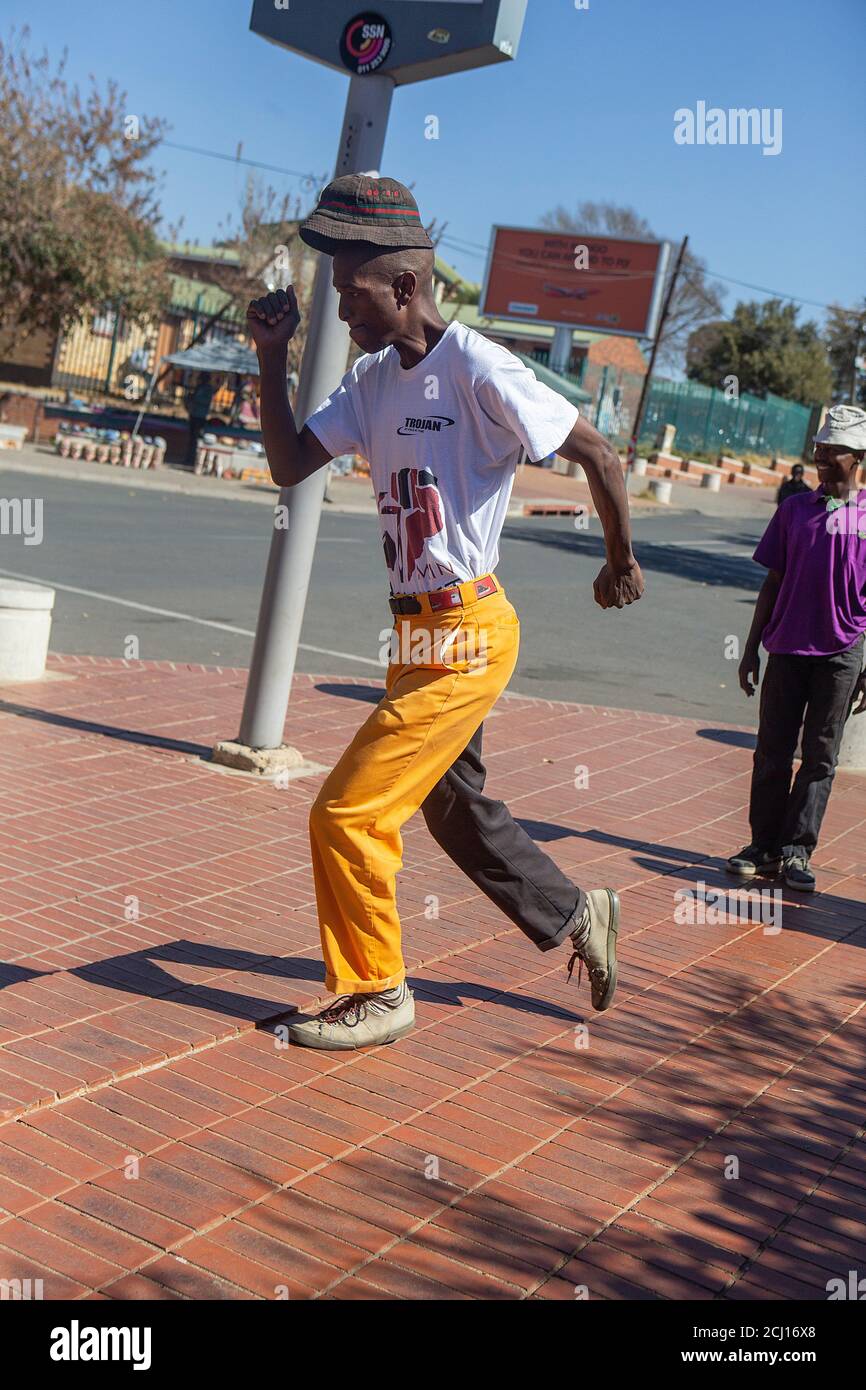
[503, 525, 765, 592]
[314, 682, 382, 704]
[0, 698, 213, 758]
[0, 939, 581, 1030]
[697, 727, 757, 749]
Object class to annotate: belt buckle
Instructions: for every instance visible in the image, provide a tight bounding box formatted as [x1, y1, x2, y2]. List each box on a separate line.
[390, 595, 422, 615]
[429, 587, 463, 614]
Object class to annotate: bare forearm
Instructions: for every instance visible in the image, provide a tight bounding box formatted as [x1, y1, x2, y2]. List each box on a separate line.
[559, 417, 634, 565]
[257, 347, 302, 487]
[580, 441, 634, 565]
[591, 449, 633, 565]
[745, 574, 781, 653]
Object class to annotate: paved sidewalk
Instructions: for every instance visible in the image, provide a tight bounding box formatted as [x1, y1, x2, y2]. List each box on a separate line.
[0, 655, 864, 1300]
[2, 442, 779, 520]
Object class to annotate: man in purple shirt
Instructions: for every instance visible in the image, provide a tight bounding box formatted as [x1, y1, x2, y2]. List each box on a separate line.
[728, 404, 866, 891]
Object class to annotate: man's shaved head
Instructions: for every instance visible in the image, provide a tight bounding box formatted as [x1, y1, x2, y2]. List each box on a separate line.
[330, 240, 439, 356]
[334, 241, 435, 293]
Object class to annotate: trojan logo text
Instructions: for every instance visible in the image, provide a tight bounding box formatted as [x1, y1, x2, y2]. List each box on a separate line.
[397, 416, 455, 436]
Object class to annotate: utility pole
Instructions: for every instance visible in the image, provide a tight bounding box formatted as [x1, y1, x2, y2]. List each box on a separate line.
[626, 235, 688, 468]
[237, 75, 393, 752]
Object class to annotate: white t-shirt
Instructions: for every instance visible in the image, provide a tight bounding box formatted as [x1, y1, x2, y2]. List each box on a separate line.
[305, 321, 578, 594]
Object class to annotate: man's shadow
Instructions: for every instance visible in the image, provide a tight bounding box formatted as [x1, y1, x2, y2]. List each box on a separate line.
[0, 939, 584, 1028]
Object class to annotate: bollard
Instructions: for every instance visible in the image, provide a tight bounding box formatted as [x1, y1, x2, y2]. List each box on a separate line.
[838, 710, 866, 771]
[0, 580, 55, 681]
[632, 457, 648, 477]
[701, 470, 722, 492]
[649, 478, 673, 504]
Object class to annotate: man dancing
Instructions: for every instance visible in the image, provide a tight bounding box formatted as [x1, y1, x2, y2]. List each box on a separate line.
[246, 176, 644, 1049]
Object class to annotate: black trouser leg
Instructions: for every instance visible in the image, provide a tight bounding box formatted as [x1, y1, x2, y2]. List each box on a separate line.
[780, 637, 864, 858]
[421, 722, 584, 952]
[749, 653, 810, 854]
[185, 418, 204, 466]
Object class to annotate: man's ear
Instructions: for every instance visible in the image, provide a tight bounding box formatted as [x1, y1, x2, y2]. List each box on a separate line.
[394, 271, 416, 308]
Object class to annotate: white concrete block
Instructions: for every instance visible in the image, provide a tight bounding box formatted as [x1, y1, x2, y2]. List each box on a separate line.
[0, 580, 55, 681]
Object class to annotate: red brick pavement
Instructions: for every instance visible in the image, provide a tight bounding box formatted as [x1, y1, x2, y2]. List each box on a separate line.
[0, 654, 864, 1300]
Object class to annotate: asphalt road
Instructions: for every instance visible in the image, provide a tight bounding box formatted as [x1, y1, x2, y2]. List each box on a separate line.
[0, 467, 769, 725]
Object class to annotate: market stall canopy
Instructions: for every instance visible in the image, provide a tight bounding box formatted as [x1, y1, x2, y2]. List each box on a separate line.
[161, 342, 260, 376]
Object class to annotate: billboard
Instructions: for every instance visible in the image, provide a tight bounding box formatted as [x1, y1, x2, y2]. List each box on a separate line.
[249, 0, 528, 86]
[480, 226, 672, 339]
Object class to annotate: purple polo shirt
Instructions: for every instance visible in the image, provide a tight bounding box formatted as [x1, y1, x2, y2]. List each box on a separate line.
[753, 488, 866, 656]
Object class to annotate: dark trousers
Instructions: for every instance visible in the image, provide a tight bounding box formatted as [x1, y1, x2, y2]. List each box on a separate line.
[749, 637, 864, 859]
[421, 721, 585, 952]
[185, 417, 206, 466]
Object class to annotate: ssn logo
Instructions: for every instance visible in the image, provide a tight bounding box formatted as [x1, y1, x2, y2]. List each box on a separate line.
[340, 14, 393, 75]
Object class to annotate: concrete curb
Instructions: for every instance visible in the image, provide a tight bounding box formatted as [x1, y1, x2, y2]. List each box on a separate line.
[0, 450, 533, 519]
[1, 446, 775, 523]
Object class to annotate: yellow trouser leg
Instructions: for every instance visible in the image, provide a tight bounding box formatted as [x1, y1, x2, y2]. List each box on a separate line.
[309, 595, 519, 994]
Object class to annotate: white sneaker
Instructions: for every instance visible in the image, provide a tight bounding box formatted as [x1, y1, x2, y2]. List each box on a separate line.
[565, 888, 619, 1012]
[288, 985, 415, 1050]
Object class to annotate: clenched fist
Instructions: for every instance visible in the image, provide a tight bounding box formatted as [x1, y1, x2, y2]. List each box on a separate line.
[593, 559, 645, 610]
[246, 287, 300, 353]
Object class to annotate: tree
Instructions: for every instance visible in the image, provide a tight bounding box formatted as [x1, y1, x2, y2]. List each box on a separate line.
[449, 280, 481, 307]
[686, 299, 833, 405]
[200, 174, 320, 383]
[824, 299, 866, 406]
[0, 27, 171, 355]
[540, 200, 724, 368]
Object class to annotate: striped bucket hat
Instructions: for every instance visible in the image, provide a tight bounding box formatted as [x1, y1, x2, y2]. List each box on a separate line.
[299, 174, 434, 253]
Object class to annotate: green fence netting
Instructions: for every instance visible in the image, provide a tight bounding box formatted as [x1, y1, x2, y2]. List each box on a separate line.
[640, 379, 813, 458]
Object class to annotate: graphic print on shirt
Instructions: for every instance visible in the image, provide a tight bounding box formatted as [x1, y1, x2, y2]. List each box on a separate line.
[377, 466, 451, 587]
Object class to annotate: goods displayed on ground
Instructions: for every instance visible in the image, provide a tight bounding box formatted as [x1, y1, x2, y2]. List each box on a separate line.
[193, 433, 266, 479]
[54, 423, 166, 470]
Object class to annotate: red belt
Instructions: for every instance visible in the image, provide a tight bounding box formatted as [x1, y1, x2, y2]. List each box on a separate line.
[389, 573, 500, 616]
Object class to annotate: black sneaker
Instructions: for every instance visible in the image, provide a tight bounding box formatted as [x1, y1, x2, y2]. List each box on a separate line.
[783, 855, 816, 892]
[726, 845, 783, 879]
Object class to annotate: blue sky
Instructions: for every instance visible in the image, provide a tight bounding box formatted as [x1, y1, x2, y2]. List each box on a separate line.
[6, 0, 865, 329]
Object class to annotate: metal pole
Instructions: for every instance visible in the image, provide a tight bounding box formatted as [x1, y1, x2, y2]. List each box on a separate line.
[549, 325, 573, 375]
[626, 235, 688, 466]
[238, 74, 394, 750]
[130, 361, 161, 442]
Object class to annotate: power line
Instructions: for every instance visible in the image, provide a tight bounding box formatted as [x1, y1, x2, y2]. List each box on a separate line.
[158, 146, 854, 316]
[162, 139, 324, 189]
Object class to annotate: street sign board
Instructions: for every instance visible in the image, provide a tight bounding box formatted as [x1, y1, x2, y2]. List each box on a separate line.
[480, 226, 672, 339]
[249, 0, 527, 85]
